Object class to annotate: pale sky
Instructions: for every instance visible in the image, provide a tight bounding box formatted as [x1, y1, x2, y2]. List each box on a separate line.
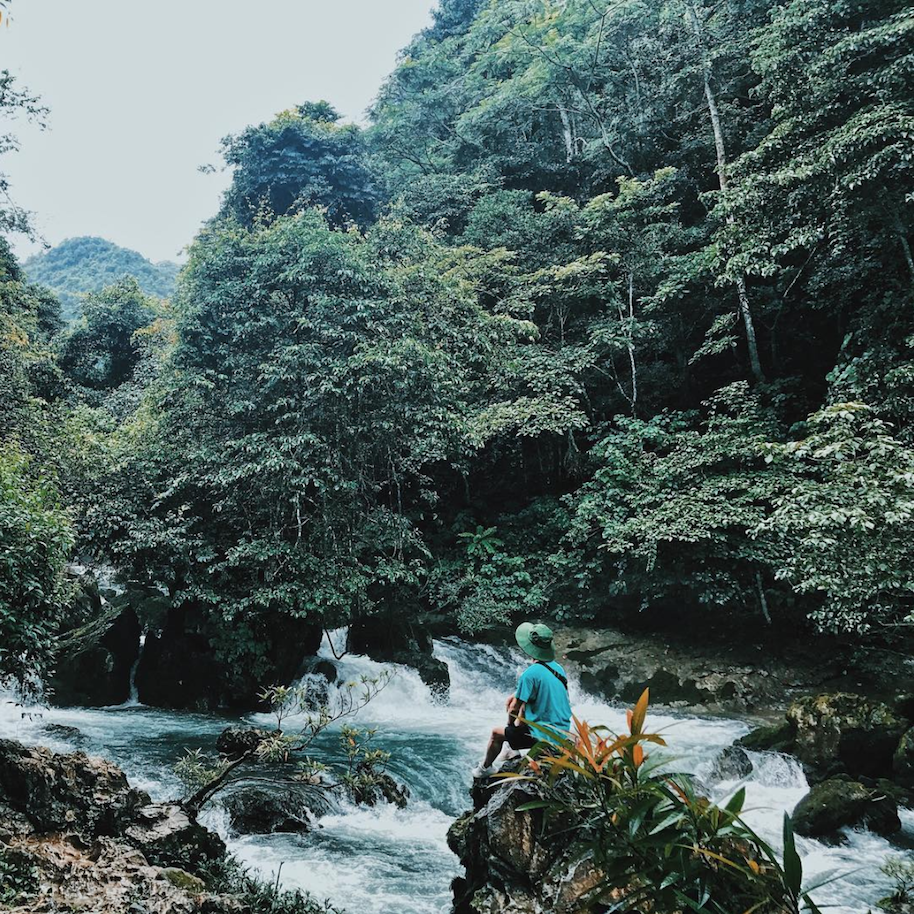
[2, 0, 434, 264]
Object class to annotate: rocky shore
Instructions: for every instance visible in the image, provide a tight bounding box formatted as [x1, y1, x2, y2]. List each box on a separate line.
[0, 738, 318, 914]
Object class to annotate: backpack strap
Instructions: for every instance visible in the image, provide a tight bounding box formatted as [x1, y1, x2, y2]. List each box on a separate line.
[536, 660, 568, 690]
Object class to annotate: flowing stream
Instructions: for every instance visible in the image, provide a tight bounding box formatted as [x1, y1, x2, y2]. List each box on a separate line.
[1, 633, 911, 914]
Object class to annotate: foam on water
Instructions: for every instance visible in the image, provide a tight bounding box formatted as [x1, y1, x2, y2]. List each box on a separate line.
[2, 632, 910, 914]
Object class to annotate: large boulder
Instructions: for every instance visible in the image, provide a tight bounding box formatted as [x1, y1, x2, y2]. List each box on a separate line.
[450, 776, 620, 914]
[49, 603, 141, 706]
[786, 693, 910, 780]
[136, 606, 323, 711]
[791, 778, 901, 843]
[222, 786, 314, 835]
[0, 739, 149, 840]
[0, 739, 224, 871]
[736, 720, 795, 754]
[348, 614, 450, 697]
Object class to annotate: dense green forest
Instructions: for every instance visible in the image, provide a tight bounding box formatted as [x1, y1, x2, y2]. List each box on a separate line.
[2, 0, 913, 692]
[24, 236, 179, 321]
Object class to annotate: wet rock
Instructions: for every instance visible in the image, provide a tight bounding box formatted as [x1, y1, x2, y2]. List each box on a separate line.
[215, 727, 272, 761]
[349, 769, 410, 809]
[736, 720, 795, 754]
[222, 786, 314, 834]
[787, 693, 910, 780]
[0, 738, 149, 840]
[348, 614, 450, 697]
[791, 777, 901, 842]
[40, 722, 85, 744]
[893, 726, 914, 788]
[49, 603, 141, 706]
[124, 802, 225, 870]
[0, 800, 34, 840]
[0, 741, 237, 914]
[708, 745, 754, 783]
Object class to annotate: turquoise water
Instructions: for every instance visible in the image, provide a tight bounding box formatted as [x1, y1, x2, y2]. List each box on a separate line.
[1, 634, 909, 913]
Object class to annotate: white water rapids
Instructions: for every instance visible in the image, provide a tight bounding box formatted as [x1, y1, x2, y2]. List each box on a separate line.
[1, 633, 911, 913]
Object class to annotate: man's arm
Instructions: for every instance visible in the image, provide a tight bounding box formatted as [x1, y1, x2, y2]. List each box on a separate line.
[506, 695, 524, 723]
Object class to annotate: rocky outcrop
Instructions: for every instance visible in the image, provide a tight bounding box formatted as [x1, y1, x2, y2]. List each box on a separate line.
[49, 601, 141, 706]
[0, 739, 236, 914]
[449, 776, 615, 914]
[136, 605, 323, 711]
[555, 627, 914, 716]
[791, 777, 901, 843]
[558, 627, 806, 713]
[348, 614, 450, 697]
[786, 693, 910, 781]
[738, 692, 912, 785]
[0, 738, 149, 840]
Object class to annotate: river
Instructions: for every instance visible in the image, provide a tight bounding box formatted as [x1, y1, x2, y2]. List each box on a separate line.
[1, 632, 910, 913]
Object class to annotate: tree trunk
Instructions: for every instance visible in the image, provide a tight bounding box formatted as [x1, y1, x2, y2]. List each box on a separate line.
[558, 102, 575, 163]
[688, 3, 764, 383]
[627, 272, 638, 411]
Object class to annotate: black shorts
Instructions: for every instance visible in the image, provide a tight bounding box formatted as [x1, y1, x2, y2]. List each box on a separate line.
[505, 721, 537, 750]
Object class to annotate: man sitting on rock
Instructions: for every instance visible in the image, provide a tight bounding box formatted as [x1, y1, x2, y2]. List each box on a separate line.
[472, 621, 572, 778]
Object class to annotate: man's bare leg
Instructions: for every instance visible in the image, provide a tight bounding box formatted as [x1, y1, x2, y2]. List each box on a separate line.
[483, 726, 506, 768]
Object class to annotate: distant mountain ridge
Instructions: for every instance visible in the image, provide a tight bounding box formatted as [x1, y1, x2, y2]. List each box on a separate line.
[24, 236, 180, 320]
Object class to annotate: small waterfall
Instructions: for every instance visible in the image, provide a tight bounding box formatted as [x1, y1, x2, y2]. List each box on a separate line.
[125, 633, 146, 706]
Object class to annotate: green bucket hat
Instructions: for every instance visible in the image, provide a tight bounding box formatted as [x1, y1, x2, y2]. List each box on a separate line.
[515, 621, 556, 662]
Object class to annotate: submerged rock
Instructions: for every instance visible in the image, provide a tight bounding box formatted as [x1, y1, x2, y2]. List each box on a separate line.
[736, 720, 795, 754]
[791, 777, 901, 842]
[349, 769, 410, 809]
[707, 745, 754, 783]
[222, 786, 314, 834]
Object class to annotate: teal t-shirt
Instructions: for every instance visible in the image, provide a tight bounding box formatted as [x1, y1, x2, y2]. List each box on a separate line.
[515, 661, 572, 738]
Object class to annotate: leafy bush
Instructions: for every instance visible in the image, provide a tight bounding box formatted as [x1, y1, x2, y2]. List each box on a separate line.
[0, 443, 74, 693]
[879, 856, 914, 913]
[0, 847, 37, 907]
[200, 855, 341, 914]
[504, 691, 823, 912]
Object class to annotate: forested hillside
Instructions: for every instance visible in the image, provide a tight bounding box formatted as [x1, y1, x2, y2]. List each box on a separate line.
[24, 236, 179, 320]
[2, 0, 913, 694]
